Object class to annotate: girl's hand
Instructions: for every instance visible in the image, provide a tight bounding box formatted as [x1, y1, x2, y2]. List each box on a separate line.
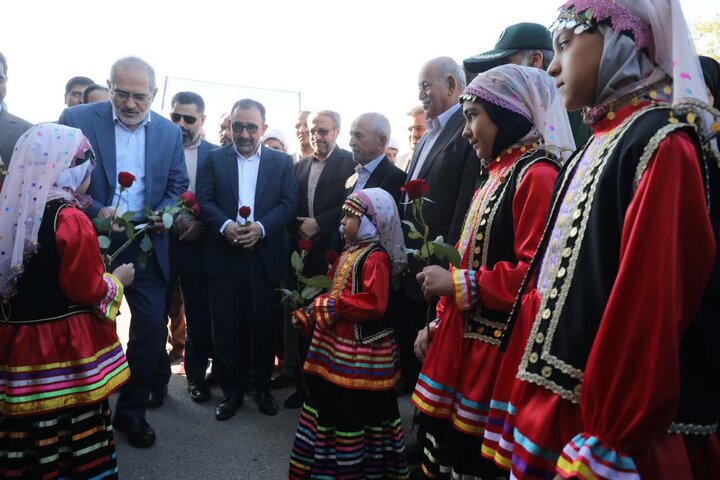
[112, 263, 135, 287]
[416, 265, 453, 297]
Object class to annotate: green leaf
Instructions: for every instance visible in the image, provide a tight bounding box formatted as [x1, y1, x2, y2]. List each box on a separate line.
[92, 217, 112, 233]
[140, 235, 153, 253]
[143, 205, 153, 217]
[276, 288, 293, 297]
[121, 211, 136, 222]
[400, 246, 418, 256]
[290, 251, 302, 272]
[296, 274, 309, 285]
[136, 251, 148, 269]
[98, 235, 111, 250]
[306, 275, 331, 289]
[433, 241, 462, 268]
[162, 212, 174, 229]
[401, 220, 419, 233]
[408, 230, 422, 240]
[301, 286, 322, 300]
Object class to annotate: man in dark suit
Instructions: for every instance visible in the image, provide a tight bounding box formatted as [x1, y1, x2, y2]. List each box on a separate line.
[396, 56, 480, 392]
[0, 52, 32, 174]
[345, 112, 405, 202]
[59, 56, 189, 448]
[283, 110, 355, 408]
[196, 98, 298, 421]
[159, 91, 219, 405]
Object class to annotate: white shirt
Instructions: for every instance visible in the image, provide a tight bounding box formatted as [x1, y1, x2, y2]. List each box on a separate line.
[183, 137, 202, 193]
[409, 103, 460, 181]
[112, 107, 151, 219]
[219, 145, 265, 237]
[353, 153, 384, 192]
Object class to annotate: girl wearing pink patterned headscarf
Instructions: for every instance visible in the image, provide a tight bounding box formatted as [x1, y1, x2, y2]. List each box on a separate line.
[0, 123, 135, 479]
[496, 1, 720, 479]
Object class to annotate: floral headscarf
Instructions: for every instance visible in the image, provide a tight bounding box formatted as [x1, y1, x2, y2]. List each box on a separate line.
[0, 123, 93, 300]
[342, 188, 407, 275]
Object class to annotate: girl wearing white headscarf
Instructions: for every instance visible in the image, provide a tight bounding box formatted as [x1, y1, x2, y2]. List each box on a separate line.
[0, 123, 134, 479]
[288, 188, 409, 479]
[496, 1, 720, 479]
[409, 64, 572, 479]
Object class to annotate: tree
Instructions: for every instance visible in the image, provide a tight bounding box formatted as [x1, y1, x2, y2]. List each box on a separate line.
[691, 14, 720, 61]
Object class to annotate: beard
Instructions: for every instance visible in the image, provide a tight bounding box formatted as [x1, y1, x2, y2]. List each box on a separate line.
[234, 138, 258, 156]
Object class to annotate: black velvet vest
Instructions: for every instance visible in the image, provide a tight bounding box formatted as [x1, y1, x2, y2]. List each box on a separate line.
[464, 149, 559, 346]
[3, 201, 92, 324]
[513, 105, 709, 407]
[351, 243, 394, 344]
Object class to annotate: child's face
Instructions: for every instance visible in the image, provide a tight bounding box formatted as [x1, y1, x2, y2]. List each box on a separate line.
[462, 101, 498, 160]
[341, 213, 360, 243]
[548, 29, 604, 111]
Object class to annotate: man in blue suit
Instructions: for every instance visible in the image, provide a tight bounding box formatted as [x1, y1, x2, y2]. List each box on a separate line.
[162, 91, 219, 404]
[196, 98, 299, 421]
[59, 56, 189, 448]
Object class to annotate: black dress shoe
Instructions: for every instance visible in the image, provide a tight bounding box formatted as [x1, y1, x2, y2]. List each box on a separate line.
[112, 415, 156, 448]
[187, 382, 211, 403]
[215, 396, 243, 421]
[283, 391, 306, 409]
[251, 390, 279, 416]
[146, 384, 168, 409]
[270, 373, 296, 390]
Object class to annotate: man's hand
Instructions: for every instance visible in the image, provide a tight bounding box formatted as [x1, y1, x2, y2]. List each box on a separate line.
[416, 265, 454, 297]
[179, 219, 203, 242]
[237, 223, 263, 248]
[414, 325, 435, 362]
[149, 213, 167, 233]
[97, 207, 125, 233]
[223, 221, 243, 246]
[170, 212, 191, 237]
[297, 217, 319, 240]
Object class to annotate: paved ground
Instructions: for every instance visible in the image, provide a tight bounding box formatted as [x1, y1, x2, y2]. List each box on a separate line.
[112, 302, 417, 479]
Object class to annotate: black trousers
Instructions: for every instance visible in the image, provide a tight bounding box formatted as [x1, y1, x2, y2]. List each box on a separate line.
[392, 287, 429, 385]
[208, 248, 278, 397]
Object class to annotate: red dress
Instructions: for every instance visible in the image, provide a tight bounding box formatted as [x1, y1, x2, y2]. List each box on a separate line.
[411, 145, 557, 477]
[503, 104, 719, 479]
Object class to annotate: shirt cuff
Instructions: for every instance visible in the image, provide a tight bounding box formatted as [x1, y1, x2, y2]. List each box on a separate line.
[452, 268, 479, 311]
[255, 221, 266, 238]
[557, 433, 639, 479]
[220, 219, 233, 234]
[95, 273, 124, 322]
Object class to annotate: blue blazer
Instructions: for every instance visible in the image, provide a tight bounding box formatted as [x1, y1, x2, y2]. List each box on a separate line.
[59, 101, 190, 281]
[196, 144, 299, 283]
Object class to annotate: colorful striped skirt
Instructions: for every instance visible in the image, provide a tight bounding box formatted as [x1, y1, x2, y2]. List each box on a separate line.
[289, 373, 409, 479]
[0, 399, 118, 479]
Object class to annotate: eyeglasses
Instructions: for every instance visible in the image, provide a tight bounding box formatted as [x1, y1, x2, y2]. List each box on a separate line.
[170, 113, 198, 125]
[111, 89, 152, 103]
[231, 122, 259, 134]
[310, 128, 333, 137]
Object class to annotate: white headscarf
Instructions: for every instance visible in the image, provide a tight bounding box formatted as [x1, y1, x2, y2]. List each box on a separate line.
[342, 188, 407, 275]
[0, 123, 91, 300]
[462, 64, 576, 162]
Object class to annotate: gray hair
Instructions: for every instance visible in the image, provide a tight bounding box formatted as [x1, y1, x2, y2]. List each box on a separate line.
[516, 49, 555, 71]
[432, 56, 466, 92]
[312, 110, 342, 129]
[110, 56, 157, 90]
[357, 112, 391, 143]
[407, 105, 425, 117]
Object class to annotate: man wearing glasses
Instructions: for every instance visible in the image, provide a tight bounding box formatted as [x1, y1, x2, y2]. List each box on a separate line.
[285, 110, 355, 409]
[163, 92, 218, 406]
[196, 98, 298, 421]
[59, 56, 189, 449]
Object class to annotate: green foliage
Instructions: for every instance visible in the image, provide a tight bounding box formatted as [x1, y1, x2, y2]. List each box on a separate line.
[98, 235, 111, 250]
[691, 15, 720, 60]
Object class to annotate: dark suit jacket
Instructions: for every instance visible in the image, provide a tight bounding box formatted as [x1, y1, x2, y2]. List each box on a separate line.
[0, 108, 32, 167]
[344, 155, 406, 204]
[293, 147, 355, 274]
[402, 106, 480, 299]
[196, 144, 299, 284]
[58, 101, 189, 281]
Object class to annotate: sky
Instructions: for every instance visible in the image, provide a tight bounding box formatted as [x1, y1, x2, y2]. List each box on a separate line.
[2, 0, 718, 153]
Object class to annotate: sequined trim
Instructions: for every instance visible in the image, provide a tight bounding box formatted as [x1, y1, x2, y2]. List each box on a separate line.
[517, 105, 667, 403]
[667, 422, 719, 435]
[633, 122, 691, 193]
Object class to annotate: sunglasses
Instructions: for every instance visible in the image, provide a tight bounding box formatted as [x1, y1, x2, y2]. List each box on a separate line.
[171, 113, 198, 125]
[231, 122, 260, 134]
[310, 128, 333, 137]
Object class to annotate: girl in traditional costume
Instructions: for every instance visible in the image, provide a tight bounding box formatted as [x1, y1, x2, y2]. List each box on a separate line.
[410, 64, 574, 479]
[0, 123, 134, 479]
[289, 187, 409, 479]
[498, 1, 720, 478]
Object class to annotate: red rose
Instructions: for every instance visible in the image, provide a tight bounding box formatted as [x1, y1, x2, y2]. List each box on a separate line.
[180, 191, 196, 207]
[325, 250, 339, 264]
[191, 203, 201, 217]
[298, 239, 314, 252]
[401, 179, 429, 201]
[239, 206, 252, 220]
[118, 171, 136, 188]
